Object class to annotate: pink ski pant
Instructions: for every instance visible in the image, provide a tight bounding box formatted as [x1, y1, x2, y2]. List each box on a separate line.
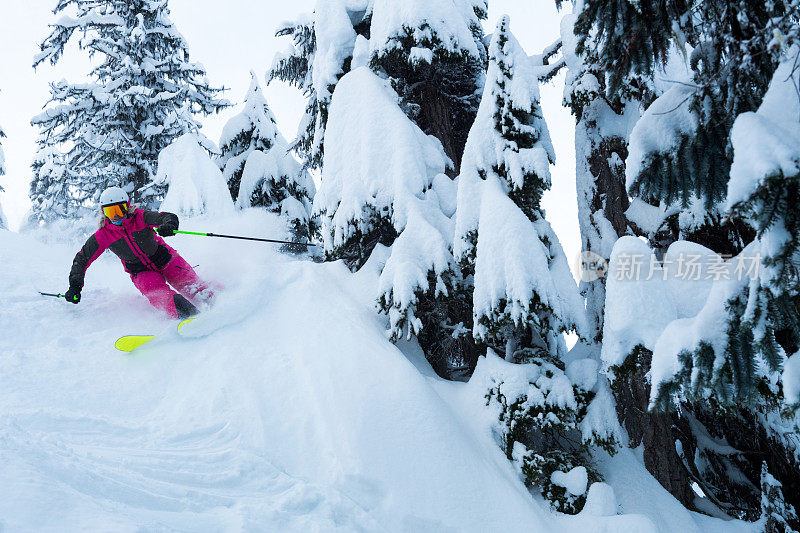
[130, 254, 211, 318]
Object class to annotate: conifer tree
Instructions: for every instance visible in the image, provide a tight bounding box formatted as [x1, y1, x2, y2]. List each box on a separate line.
[315, 64, 465, 376]
[290, 1, 491, 376]
[578, 0, 800, 517]
[715, 43, 800, 406]
[353, 0, 491, 375]
[580, 0, 800, 414]
[559, 10, 640, 344]
[29, 146, 73, 223]
[649, 43, 800, 477]
[581, 0, 793, 255]
[455, 19, 619, 513]
[269, 1, 372, 171]
[30, 0, 227, 219]
[761, 462, 799, 533]
[369, 0, 487, 173]
[561, 0, 692, 508]
[218, 72, 316, 243]
[572, 0, 688, 97]
[455, 16, 585, 360]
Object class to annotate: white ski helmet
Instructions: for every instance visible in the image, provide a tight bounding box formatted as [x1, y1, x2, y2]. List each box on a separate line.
[99, 186, 129, 207]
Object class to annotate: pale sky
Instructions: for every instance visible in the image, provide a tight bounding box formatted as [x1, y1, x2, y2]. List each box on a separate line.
[0, 0, 579, 265]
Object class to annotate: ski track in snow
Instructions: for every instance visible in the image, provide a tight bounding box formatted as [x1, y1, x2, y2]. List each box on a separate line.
[0, 212, 757, 532]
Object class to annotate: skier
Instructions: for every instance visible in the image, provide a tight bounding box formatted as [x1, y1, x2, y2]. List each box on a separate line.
[64, 186, 213, 319]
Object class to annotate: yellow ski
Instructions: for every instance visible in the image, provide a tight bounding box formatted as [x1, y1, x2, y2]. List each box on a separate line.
[115, 318, 196, 352]
[177, 318, 195, 333]
[115, 335, 155, 352]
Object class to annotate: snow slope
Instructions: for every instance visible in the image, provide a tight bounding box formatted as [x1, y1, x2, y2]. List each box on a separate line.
[0, 212, 755, 531]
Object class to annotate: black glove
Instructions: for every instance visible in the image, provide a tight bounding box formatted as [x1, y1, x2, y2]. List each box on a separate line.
[157, 223, 177, 237]
[64, 286, 81, 304]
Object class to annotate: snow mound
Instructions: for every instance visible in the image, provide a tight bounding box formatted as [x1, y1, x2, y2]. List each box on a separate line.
[0, 211, 761, 531]
[580, 482, 617, 517]
[0, 214, 548, 530]
[601, 236, 733, 371]
[601, 237, 678, 368]
[155, 133, 235, 216]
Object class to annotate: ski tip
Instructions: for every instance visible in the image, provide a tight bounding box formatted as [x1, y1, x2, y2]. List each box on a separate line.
[177, 318, 196, 333]
[115, 335, 155, 352]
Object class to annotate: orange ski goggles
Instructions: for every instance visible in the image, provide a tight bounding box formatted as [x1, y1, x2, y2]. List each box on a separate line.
[102, 201, 129, 221]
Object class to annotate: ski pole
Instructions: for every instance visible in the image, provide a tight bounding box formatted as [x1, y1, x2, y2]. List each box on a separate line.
[40, 290, 79, 302]
[172, 230, 317, 247]
[39, 291, 65, 299]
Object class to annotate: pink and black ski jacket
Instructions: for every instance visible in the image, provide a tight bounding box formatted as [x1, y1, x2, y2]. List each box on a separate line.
[68, 208, 179, 289]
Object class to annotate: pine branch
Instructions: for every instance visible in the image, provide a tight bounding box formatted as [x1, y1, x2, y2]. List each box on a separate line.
[538, 57, 566, 82]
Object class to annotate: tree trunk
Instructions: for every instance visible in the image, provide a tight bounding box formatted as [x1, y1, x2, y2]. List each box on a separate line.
[420, 83, 459, 176]
[612, 348, 695, 507]
[588, 136, 630, 237]
[585, 133, 697, 506]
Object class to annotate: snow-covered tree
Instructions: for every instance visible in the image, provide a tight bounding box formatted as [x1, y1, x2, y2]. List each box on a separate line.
[273, 2, 488, 375]
[473, 347, 619, 515]
[559, 10, 645, 344]
[369, 0, 487, 173]
[354, 0, 491, 375]
[561, 5, 702, 505]
[571, 0, 686, 97]
[573, 0, 800, 517]
[218, 73, 316, 243]
[154, 133, 234, 217]
[315, 66, 465, 375]
[452, 19, 618, 513]
[646, 45, 800, 411]
[590, 0, 792, 256]
[269, 1, 372, 171]
[30, 0, 228, 219]
[28, 145, 76, 223]
[455, 16, 585, 361]
[761, 462, 799, 533]
[218, 72, 276, 202]
[716, 44, 800, 409]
